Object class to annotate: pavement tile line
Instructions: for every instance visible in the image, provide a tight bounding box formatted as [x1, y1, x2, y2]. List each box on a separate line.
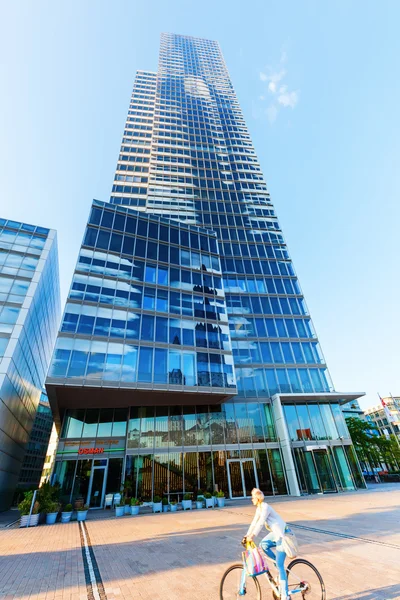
[221, 508, 400, 551]
[79, 521, 108, 600]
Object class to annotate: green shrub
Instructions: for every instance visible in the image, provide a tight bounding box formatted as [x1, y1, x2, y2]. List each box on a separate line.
[64, 504, 73, 512]
[216, 491, 225, 498]
[153, 495, 162, 503]
[183, 493, 192, 501]
[130, 497, 140, 506]
[204, 492, 212, 499]
[18, 491, 36, 516]
[77, 505, 89, 511]
[212, 491, 218, 497]
[162, 498, 168, 505]
[169, 500, 177, 505]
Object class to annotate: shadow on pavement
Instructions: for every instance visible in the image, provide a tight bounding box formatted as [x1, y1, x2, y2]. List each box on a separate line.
[330, 583, 400, 599]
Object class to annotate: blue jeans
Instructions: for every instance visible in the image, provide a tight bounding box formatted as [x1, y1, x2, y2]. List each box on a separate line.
[260, 532, 288, 596]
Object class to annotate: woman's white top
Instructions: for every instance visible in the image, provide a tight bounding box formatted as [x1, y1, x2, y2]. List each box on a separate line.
[246, 501, 286, 540]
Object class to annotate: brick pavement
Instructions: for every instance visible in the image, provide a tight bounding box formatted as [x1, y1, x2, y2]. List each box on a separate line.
[0, 486, 400, 600]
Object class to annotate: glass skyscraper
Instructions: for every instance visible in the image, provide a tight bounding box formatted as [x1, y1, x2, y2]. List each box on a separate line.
[46, 34, 365, 507]
[0, 219, 60, 510]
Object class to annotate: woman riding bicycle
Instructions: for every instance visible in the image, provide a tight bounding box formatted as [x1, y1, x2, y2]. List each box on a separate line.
[244, 488, 291, 600]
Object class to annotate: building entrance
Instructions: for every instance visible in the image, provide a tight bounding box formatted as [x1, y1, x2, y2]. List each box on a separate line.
[87, 460, 107, 508]
[294, 447, 337, 494]
[227, 458, 259, 498]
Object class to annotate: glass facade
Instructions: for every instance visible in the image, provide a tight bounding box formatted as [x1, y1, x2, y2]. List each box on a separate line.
[47, 33, 364, 503]
[0, 219, 60, 510]
[17, 391, 54, 490]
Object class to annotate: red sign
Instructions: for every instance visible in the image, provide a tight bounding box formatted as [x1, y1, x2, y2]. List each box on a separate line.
[78, 447, 104, 455]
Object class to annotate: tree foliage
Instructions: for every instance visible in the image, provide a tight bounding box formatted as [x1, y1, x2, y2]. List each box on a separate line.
[345, 417, 400, 472]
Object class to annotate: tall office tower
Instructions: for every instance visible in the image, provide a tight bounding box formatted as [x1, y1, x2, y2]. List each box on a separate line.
[0, 219, 60, 510]
[47, 34, 365, 508]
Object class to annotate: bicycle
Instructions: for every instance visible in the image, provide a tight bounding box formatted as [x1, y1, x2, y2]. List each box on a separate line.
[220, 538, 326, 599]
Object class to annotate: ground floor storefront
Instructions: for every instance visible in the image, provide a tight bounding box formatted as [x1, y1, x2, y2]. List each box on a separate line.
[51, 397, 366, 507]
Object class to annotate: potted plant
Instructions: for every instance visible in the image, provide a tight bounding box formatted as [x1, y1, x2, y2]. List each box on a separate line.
[204, 492, 213, 509]
[162, 498, 169, 512]
[196, 495, 204, 509]
[216, 491, 225, 508]
[61, 504, 73, 523]
[77, 505, 89, 521]
[124, 497, 131, 515]
[130, 498, 141, 515]
[153, 495, 162, 513]
[182, 493, 192, 511]
[46, 502, 60, 525]
[212, 490, 218, 506]
[18, 491, 39, 527]
[115, 503, 124, 517]
[169, 500, 178, 512]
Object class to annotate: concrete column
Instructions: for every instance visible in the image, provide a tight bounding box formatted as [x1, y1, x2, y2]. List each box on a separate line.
[271, 394, 301, 496]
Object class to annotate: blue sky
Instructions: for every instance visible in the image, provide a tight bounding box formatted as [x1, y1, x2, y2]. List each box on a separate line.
[1, 0, 399, 410]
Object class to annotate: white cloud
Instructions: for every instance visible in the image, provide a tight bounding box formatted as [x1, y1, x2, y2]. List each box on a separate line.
[257, 52, 299, 123]
[278, 90, 299, 109]
[266, 104, 278, 123]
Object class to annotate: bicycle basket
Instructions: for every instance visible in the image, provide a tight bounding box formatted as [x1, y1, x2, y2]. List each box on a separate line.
[242, 542, 269, 576]
[280, 531, 299, 558]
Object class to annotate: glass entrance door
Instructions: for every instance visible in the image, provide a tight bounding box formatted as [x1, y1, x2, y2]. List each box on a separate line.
[313, 450, 337, 493]
[87, 466, 107, 508]
[227, 459, 258, 498]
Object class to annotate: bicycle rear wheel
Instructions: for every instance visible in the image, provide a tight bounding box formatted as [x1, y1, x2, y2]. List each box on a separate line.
[286, 559, 326, 599]
[220, 563, 261, 600]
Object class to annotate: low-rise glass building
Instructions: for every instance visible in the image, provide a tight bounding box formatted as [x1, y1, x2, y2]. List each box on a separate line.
[0, 219, 60, 510]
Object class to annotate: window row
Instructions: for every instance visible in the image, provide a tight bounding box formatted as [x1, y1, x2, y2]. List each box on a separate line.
[283, 403, 349, 441]
[232, 340, 323, 366]
[49, 339, 235, 388]
[0, 277, 30, 305]
[61, 407, 129, 438]
[83, 228, 221, 274]
[235, 366, 330, 397]
[0, 221, 48, 236]
[223, 274, 298, 295]
[77, 250, 223, 295]
[62, 306, 231, 350]
[226, 294, 307, 317]
[229, 316, 315, 340]
[70, 275, 228, 319]
[0, 251, 39, 271]
[61, 402, 276, 445]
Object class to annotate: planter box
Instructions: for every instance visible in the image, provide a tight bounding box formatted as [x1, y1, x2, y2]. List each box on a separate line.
[77, 510, 88, 521]
[115, 506, 124, 517]
[212, 496, 218, 506]
[61, 511, 73, 523]
[205, 498, 214, 509]
[170, 504, 177, 512]
[196, 501, 203, 509]
[182, 500, 192, 511]
[46, 512, 58, 525]
[217, 497, 225, 508]
[162, 505, 169, 512]
[124, 505, 131, 515]
[20, 514, 39, 527]
[153, 502, 162, 513]
[130, 505, 140, 515]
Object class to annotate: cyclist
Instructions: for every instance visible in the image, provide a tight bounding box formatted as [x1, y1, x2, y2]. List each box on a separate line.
[244, 488, 290, 600]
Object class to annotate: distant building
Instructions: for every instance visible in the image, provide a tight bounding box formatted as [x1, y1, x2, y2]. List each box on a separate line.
[342, 399, 365, 421]
[18, 391, 54, 489]
[0, 218, 60, 510]
[364, 397, 400, 439]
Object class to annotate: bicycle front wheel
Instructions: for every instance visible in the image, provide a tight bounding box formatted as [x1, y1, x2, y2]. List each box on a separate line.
[220, 563, 261, 600]
[286, 559, 326, 599]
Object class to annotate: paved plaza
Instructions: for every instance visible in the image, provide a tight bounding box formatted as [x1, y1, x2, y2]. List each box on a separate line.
[0, 485, 399, 600]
